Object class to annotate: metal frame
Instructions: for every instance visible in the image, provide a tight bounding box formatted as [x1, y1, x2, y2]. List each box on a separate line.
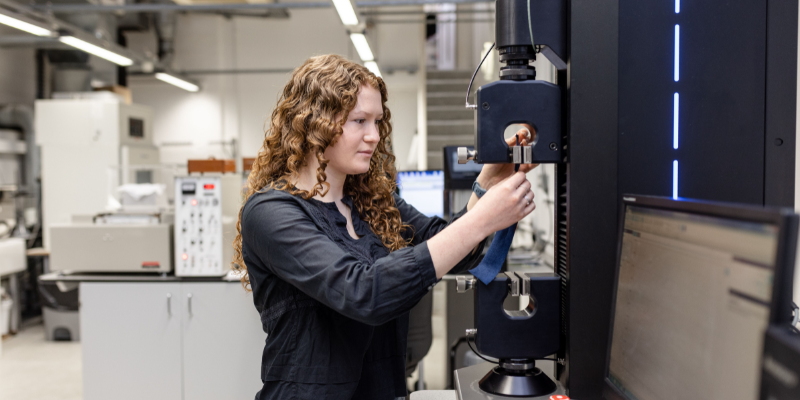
[764, 0, 798, 207]
[601, 194, 799, 400]
[556, 1, 619, 398]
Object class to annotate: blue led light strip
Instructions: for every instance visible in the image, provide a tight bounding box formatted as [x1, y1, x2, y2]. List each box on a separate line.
[674, 25, 680, 82]
[672, 6, 680, 198]
[673, 160, 678, 199]
[673, 93, 679, 149]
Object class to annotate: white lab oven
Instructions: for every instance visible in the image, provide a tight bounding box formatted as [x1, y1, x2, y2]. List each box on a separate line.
[35, 98, 157, 250]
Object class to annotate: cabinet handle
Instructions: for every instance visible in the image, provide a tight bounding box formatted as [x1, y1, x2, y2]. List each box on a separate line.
[166, 293, 172, 316]
[187, 293, 193, 317]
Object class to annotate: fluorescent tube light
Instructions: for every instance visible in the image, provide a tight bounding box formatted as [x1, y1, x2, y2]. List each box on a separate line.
[59, 36, 133, 66]
[0, 12, 52, 36]
[155, 73, 199, 92]
[350, 33, 374, 61]
[364, 61, 381, 77]
[332, 0, 358, 26]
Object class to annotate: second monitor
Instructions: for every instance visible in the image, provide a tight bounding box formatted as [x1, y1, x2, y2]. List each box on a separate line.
[397, 170, 444, 219]
[604, 195, 797, 400]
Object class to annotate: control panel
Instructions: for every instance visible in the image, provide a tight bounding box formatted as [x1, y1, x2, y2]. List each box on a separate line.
[175, 176, 225, 276]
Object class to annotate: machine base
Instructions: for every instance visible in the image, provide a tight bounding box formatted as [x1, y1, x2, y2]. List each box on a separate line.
[455, 362, 566, 400]
[479, 366, 557, 397]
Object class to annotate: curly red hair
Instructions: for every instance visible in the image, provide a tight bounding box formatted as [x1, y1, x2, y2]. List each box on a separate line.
[232, 54, 412, 289]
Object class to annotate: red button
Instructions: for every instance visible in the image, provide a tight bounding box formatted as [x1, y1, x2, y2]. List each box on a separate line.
[549, 396, 570, 400]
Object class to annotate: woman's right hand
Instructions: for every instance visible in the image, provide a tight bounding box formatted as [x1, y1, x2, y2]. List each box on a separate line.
[471, 171, 536, 235]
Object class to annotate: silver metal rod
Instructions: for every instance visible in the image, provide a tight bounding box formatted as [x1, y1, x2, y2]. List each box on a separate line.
[360, 9, 493, 15]
[370, 18, 493, 24]
[34, 2, 331, 13]
[33, 0, 494, 14]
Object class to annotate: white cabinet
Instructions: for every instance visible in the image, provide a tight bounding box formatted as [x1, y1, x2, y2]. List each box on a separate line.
[81, 283, 183, 400]
[181, 283, 265, 400]
[81, 281, 266, 400]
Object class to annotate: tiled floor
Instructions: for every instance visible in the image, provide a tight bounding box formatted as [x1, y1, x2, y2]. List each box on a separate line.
[0, 324, 82, 400]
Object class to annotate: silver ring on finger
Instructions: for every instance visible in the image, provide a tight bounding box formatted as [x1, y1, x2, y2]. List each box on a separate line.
[524, 196, 531, 206]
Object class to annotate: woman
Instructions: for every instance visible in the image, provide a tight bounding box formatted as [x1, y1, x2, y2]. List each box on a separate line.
[233, 54, 537, 400]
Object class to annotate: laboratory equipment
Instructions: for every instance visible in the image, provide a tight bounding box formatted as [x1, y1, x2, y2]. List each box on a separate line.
[174, 175, 240, 277]
[441, 0, 799, 398]
[49, 216, 172, 273]
[35, 97, 158, 250]
[456, 0, 565, 166]
[603, 195, 798, 400]
[454, 272, 561, 397]
[396, 171, 444, 219]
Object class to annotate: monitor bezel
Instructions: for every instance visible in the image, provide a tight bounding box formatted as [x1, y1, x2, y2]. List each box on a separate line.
[602, 195, 798, 400]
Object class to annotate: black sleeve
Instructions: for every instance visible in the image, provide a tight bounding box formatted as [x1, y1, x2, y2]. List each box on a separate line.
[242, 196, 440, 326]
[393, 194, 487, 274]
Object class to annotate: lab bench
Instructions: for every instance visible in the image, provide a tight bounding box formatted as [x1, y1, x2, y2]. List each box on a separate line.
[40, 272, 266, 400]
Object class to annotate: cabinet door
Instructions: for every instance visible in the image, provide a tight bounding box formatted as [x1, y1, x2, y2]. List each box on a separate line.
[81, 282, 183, 400]
[181, 283, 266, 400]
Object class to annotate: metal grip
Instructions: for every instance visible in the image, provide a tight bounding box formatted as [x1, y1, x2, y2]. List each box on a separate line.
[456, 276, 476, 293]
[187, 293, 193, 316]
[166, 293, 172, 316]
[457, 147, 477, 164]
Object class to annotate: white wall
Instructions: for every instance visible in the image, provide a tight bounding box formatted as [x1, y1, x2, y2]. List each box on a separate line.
[129, 11, 423, 169]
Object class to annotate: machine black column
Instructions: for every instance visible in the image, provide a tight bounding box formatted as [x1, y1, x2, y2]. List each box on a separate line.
[556, 0, 796, 399]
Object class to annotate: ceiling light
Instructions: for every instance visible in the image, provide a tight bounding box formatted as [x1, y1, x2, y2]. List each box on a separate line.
[155, 73, 200, 92]
[331, 0, 358, 26]
[349, 33, 374, 62]
[0, 12, 52, 36]
[59, 36, 133, 66]
[364, 61, 381, 77]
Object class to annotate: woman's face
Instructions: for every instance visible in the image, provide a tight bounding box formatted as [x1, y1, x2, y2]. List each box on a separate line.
[323, 85, 383, 176]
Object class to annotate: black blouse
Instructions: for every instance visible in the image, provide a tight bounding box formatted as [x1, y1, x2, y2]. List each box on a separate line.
[241, 188, 486, 400]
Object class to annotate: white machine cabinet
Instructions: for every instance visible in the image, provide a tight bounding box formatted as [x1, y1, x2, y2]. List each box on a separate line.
[35, 99, 157, 250]
[81, 281, 265, 400]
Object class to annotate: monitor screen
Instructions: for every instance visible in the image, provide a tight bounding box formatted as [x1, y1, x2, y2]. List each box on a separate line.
[608, 204, 780, 400]
[397, 170, 444, 218]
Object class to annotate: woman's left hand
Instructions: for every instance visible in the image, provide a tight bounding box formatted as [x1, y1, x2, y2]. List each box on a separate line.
[476, 124, 539, 190]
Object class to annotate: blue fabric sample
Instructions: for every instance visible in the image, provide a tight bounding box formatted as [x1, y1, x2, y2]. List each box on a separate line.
[469, 223, 517, 285]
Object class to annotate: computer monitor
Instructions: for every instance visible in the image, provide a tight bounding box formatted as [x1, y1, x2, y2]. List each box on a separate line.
[443, 146, 483, 190]
[604, 195, 798, 400]
[397, 170, 444, 218]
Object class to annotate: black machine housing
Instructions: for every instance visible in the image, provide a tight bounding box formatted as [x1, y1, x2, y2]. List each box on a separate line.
[471, 0, 566, 165]
[470, 273, 562, 397]
[475, 80, 562, 164]
[474, 273, 561, 359]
